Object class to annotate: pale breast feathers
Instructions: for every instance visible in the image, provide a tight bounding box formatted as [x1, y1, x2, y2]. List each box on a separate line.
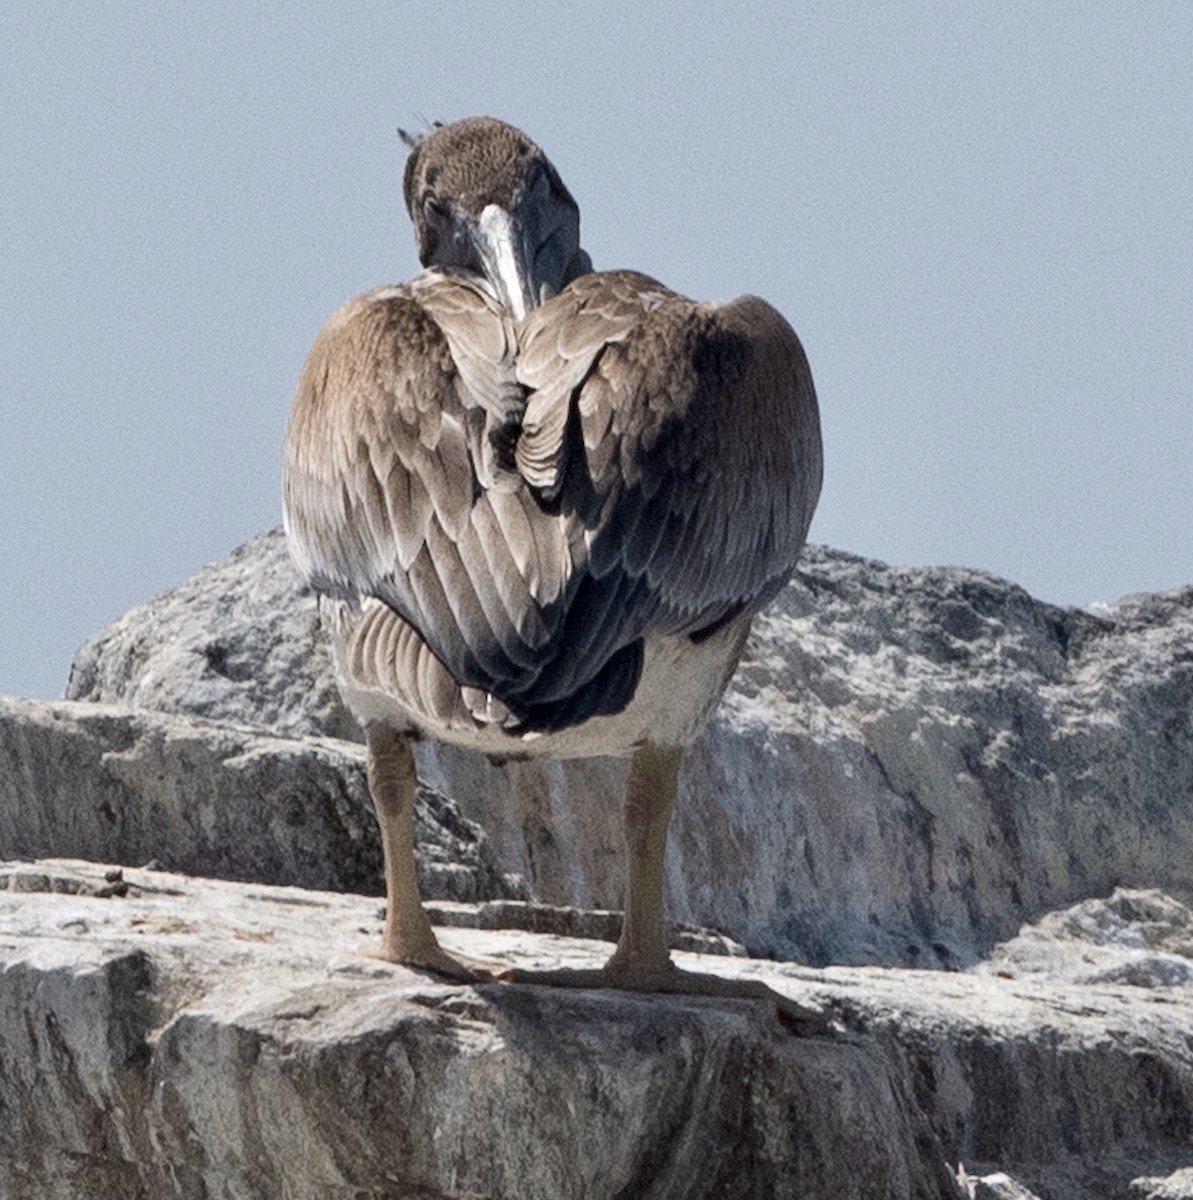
[282, 270, 822, 729]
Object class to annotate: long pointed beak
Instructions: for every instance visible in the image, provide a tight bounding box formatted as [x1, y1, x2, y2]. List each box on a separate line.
[475, 204, 539, 321]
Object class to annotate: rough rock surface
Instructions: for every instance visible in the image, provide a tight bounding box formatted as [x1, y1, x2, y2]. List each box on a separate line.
[0, 859, 961, 1200]
[5, 860, 1193, 1200]
[65, 530, 1193, 967]
[0, 696, 517, 904]
[65, 531, 361, 742]
[1132, 1167, 1193, 1200]
[3, 530, 1188, 1198]
[979, 889, 1193, 988]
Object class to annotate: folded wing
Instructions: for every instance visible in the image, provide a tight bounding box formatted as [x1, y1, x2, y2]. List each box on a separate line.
[283, 270, 821, 731]
[518, 270, 823, 647]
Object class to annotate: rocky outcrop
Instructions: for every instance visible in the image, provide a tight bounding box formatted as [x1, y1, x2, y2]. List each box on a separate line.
[0, 695, 518, 904]
[0, 860, 962, 1200]
[979, 888, 1193, 988]
[15, 530, 1189, 1198]
[4, 860, 1193, 1200]
[65, 532, 360, 742]
[65, 530, 1193, 968]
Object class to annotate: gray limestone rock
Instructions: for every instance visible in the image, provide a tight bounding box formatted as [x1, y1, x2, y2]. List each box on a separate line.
[0, 696, 516, 904]
[5, 859, 1193, 1200]
[978, 889, 1193, 987]
[65, 530, 362, 741]
[14, 530, 1193, 1199]
[670, 551, 1193, 966]
[0, 860, 961, 1200]
[1133, 1168, 1193, 1199]
[808, 959, 1193, 1200]
[958, 1171, 1044, 1200]
[62, 531, 1193, 968]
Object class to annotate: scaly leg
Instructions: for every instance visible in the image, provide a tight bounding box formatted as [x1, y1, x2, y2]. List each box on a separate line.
[510, 742, 826, 1029]
[366, 724, 491, 982]
[601, 741, 682, 984]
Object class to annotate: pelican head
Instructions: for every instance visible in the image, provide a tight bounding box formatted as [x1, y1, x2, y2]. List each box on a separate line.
[401, 117, 592, 320]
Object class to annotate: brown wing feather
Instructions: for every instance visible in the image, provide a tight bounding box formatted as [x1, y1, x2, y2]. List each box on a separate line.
[517, 269, 822, 641]
[283, 268, 820, 732]
[283, 277, 569, 695]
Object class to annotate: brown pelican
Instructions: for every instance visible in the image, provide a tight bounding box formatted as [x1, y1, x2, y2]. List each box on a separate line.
[283, 117, 822, 1007]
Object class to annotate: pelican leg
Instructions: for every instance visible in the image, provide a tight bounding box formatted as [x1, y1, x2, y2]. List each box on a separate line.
[365, 724, 492, 982]
[508, 741, 827, 1029]
[601, 742, 683, 982]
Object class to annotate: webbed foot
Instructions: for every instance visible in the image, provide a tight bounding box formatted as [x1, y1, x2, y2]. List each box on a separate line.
[503, 959, 828, 1032]
[371, 938, 500, 984]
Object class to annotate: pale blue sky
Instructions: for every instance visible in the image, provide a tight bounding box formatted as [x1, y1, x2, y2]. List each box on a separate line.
[3, 3, 1191, 700]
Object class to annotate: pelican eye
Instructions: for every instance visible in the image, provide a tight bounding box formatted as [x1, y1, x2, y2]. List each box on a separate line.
[423, 195, 452, 225]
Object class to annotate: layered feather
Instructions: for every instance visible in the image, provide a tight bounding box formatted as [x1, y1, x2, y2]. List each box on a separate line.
[283, 268, 821, 733]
